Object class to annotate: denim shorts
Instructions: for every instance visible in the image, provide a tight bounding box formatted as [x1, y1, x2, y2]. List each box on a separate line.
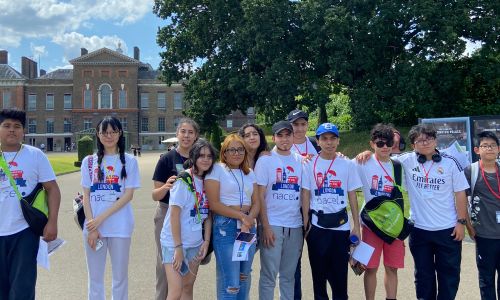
[161, 245, 200, 264]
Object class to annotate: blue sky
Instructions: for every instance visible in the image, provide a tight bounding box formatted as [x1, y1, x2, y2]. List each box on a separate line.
[0, 0, 167, 73]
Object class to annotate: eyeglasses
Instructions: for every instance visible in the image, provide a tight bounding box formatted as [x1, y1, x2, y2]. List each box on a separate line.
[225, 147, 245, 155]
[375, 140, 394, 148]
[99, 131, 120, 137]
[479, 144, 499, 150]
[414, 137, 435, 145]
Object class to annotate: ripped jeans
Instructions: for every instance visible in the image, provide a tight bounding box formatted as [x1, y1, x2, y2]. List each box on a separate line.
[213, 214, 256, 300]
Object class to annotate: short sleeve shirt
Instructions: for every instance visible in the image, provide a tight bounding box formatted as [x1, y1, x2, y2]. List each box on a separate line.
[254, 151, 304, 228]
[81, 153, 141, 237]
[0, 145, 56, 236]
[152, 149, 187, 204]
[205, 163, 256, 207]
[303, 155, 363, 231]
[160, 174, 209, 247]
[396, 152, 469, 231]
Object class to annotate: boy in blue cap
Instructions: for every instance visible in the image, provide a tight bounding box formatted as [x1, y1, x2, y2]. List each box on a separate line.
[301, 123, 362, 300]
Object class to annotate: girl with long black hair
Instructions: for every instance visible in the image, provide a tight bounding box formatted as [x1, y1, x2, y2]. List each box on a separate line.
[81, 116, 140, 300]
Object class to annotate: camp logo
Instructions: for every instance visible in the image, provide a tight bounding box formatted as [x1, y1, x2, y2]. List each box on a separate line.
[314, 170, 344, 196]
[272, 166, 300, 192]
[369, 174, 393, 197]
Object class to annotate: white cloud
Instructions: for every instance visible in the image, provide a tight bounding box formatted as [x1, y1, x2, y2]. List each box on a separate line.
[30, 43, 48, 58]
[52, 32, 127, 61]
[0, 0, 152, 47]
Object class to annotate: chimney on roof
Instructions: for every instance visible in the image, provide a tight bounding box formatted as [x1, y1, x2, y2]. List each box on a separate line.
[134, 46, 140, 61]
[40, 69, 46, 76]
[21, 56, 37, 79]
[81, 48, 88, 56]
[0, 50, 7, 64]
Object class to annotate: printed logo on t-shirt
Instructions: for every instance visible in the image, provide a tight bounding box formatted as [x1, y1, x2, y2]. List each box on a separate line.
[314, 170, 344, 196]
[190, 191, 209, 219]
[90, 166, 122, 200]
[0, 166, 27, 187]
[410, 164, 446, 191]
[369, 174, 393, 197]
[272, 166, 300, 192]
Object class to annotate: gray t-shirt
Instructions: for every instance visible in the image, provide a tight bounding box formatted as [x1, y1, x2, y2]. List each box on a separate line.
[465, 165, 500, 239]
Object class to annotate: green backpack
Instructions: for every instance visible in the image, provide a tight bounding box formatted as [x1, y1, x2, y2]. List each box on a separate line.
[360, 160, 414, 244]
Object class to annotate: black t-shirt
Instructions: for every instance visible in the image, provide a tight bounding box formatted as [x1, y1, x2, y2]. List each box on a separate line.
[152, 149, 187, 204]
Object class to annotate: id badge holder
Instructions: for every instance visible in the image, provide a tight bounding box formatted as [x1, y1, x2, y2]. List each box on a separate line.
[496, 211, 500, 224]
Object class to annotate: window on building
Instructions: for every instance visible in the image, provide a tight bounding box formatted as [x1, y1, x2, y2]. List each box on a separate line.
[46, 94, 54, 110]
[141, 93, 149, 109]
[64, 94, 72, 109]
[83, 70, 92, 77]
[98, 84, 112, 109]
[118, 70, 127, 78]
[158, 136, 165, 145]
[119, 90, 127, 108]
[173, 92, 183, 110]
[119, 117, 128, 131]
[157, 92, 166, 109]
[84, 119, 92, 130]
[64, 118, 72, 132]
[46, 118, 54, 133]
[158, 117, 166, 132]
[2, 91, 11, 108]
[28, 94, 37, 111]
[28, 119, 36, 134]
[226, 119, 233, 128]
[28, 138, 36, 146]
[84, 89, 92, 109]
[101, 70, 110, 77]
[141, 117, 149, 132]
[174, 117, 181, 128]
[247, 107, 255, 115]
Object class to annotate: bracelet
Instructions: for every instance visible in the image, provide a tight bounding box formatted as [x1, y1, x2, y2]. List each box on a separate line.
[174, 243, 183, 249]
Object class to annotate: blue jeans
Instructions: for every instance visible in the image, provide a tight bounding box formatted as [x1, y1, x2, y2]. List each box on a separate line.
[213, 214, 256, 300]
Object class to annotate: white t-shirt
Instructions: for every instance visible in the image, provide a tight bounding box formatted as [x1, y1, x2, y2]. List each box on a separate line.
[160, 173, 209, 248]
[354, 154, 406, 203]
[291, 138, 318, 158]
[81, 153, 140, 238]
[396, 152, 469, 231]
[0, 145, 56, 236]
[303, 155, 363, 231]
[254, 151, 304, 228]
[205, 163, 256, 207]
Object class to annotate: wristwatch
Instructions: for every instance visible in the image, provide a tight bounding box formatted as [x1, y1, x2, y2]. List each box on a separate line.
[457, 218, 467, 225]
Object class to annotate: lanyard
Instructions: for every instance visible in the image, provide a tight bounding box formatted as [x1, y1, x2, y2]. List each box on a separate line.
[420, 161, 434, 184]
[228, 167, 245, 210]
[479, 160, 500, 200]
[313, 155, 336, 190]
[375, 155, 394, 183]
[293, 140, 308, 157]
[190, 168, 203, 222]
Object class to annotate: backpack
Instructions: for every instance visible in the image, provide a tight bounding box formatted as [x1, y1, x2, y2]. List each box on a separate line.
[360, 160, 414, 244]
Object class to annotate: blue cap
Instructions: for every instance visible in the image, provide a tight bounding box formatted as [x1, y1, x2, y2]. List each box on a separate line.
[316, 123, 339, 138]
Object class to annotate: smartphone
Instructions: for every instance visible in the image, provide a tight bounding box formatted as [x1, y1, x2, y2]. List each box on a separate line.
[178, 260, 189, 276]
[236, 232, 256, 243]
[95, 239, 104, 251]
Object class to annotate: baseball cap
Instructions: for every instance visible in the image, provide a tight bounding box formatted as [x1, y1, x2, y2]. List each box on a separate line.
[316, 123, 339, 138]
[272, 120, 293, 135]
[287, 109, 308, 123]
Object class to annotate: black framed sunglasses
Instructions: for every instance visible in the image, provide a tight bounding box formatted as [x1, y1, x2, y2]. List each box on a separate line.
[375, 140, 394, 148]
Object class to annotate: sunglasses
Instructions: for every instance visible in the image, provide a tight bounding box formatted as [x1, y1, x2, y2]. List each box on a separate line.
[375, 140, 394, 148]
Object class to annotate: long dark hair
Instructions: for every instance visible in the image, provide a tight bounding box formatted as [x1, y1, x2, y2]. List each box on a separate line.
[183, 139, 217, 178]
[96, 116, 127, 181]
[238, 123, 269, 166]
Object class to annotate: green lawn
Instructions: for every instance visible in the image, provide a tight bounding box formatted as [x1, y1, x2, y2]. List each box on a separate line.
[47, 153, 80, 175]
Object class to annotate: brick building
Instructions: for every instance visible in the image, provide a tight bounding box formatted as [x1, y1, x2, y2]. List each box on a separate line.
[0, 47, 254, 151]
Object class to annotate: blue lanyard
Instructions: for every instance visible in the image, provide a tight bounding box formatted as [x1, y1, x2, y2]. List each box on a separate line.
[228, 168, 245, 210]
